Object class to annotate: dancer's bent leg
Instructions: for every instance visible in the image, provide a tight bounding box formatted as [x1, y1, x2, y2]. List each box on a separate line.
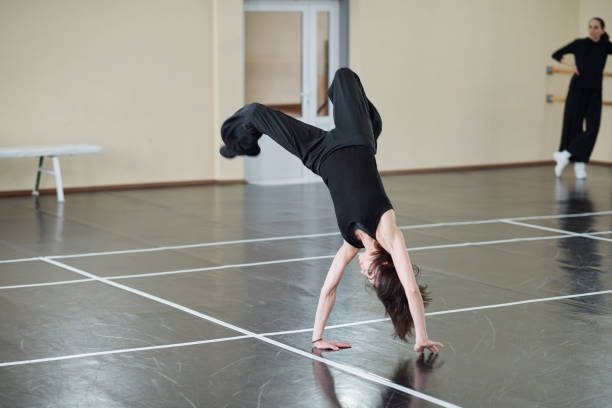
[327, 68, 382, 141]
[220, 103, 327, 170]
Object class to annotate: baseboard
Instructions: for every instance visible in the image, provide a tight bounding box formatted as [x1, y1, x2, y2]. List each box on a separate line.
[379, 160, 612, 176]
[589, 160, 612, 167]
[0, 179, 246, 198]
[379, 160, 558, 176]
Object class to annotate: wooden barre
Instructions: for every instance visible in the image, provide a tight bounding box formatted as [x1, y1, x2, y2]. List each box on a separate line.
[546, 94, 612, 105]
[546, 66, 612, 77]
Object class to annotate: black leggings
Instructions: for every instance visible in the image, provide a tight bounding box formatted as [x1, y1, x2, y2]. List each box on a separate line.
[220, 68, 381, 173]
[559, 83, 602, 163]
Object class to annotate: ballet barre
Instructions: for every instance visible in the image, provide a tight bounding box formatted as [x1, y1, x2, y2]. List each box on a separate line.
[546, 94, 612, 105]
[546, 66, 612, 77]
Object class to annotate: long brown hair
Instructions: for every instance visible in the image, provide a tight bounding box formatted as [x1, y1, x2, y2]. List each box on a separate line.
[368, 243, 431, 341]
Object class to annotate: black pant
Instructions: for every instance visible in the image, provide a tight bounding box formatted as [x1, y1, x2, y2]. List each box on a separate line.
[559, 82, 602, 163]
[220, 68, 381, 174]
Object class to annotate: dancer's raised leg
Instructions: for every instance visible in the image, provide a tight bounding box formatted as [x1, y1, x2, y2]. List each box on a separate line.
[220, 103, 327, 171]
[327, 68, 382, 143]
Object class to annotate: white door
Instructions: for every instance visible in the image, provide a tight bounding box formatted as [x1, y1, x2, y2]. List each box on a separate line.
[244, 0, 340, 185]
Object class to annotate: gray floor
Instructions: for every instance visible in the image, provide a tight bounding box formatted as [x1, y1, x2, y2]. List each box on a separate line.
[1, 165, 612, 407]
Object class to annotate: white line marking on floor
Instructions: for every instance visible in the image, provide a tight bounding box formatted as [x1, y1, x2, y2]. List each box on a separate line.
[260, 289, 612, 337]
[36, 258, 459, 408]
[511, 210, 612, 221]
[4, 262, 611, 408]
[424, 290, 612, 316]
[0, 279, 93, 290]
[502, 220, 612, 243]
[0, 335, 251, 368]
[404, 234, 571, 252]
[107, 254, 336, 280]
[261, 317, 392, 337]
[588, 230, 612, 236]
[5, 287, 611, 367]
[501, 220, 581, 235]
[46, 232, 342, 259]
[586, 234, 612, 243]
[0, 234, 572, 290]
[2, 210, 611, 263]
[0, 257, 42, 264]
[105, 234, 570, 281]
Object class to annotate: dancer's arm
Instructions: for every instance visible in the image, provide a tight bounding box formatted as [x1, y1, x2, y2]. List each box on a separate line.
[552, 40, 579, 74]
[377, 210, 443, 354]
[312, 241, 359, 350]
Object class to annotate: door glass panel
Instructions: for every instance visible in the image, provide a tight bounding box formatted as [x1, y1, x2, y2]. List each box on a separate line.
[245, 11, 302, 117]
[316, 11, 329, 117]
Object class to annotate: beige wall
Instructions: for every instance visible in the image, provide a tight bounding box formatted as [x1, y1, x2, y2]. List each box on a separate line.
[212, 0, 245, 181]
[0, 0, 243, 191]
[2, 0, 612, 192]
[349, 0, 583, 171]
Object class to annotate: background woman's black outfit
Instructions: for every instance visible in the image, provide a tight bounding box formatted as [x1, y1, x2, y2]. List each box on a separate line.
[552, 38, 612, 162]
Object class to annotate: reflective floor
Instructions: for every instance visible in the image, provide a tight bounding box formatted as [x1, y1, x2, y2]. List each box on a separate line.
[1, 165, 612, 407]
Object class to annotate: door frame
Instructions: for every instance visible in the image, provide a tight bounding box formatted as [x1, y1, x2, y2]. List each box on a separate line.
[243, 0, 340, 184]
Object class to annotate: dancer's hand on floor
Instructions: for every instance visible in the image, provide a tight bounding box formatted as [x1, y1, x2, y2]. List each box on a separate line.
[414, 338, 444, 354]
[313, 340, 351, 351]
[416, 350, 444, 370]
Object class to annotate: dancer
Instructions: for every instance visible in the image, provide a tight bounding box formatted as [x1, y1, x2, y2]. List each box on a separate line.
[220, 68, 442, 354]
[552, 17, 612, 179]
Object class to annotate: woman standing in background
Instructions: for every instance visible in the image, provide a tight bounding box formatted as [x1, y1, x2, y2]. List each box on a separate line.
[552, 17, 612, 179]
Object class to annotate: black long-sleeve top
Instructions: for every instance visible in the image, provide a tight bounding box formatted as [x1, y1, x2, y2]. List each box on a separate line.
[552, 38, 612, 89]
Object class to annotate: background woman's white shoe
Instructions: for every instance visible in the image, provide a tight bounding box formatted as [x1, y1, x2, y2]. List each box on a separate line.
[553, 150, 571, 177]
[574, 162, 587, 179]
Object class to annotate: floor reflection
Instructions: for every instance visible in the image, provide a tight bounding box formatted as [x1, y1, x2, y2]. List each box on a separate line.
[555, 179, 603, 307]
[34, 197, 64, 243]
[312, 349, 442, 407]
